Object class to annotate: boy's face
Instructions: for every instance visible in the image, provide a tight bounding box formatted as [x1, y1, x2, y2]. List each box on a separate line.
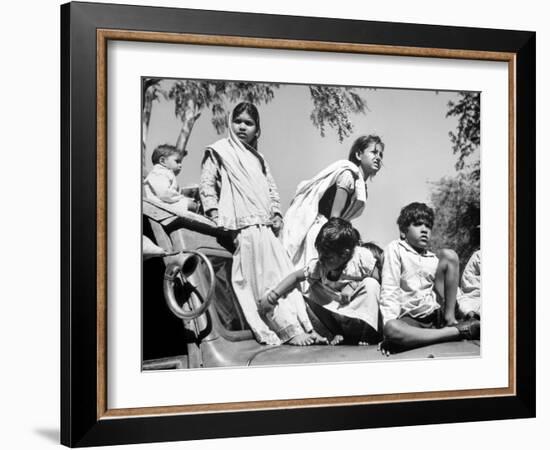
[318, 248, 352, 272]
[403, 221, 431, 252]
[161, 153, 183, 175]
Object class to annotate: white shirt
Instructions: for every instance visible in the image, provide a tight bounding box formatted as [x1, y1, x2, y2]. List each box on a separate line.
[143, 164, 189, 216]
[457, 250, 481, 316]
[144, 164, 184, 204]
[379, 239, 440, 324]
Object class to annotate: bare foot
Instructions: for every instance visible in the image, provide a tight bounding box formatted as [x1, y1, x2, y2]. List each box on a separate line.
[287, 333, 315, 346]
[445, 314, 458, 327]
[358, 341, 370, 346]
[256, 330, 281, 346]
[330, 334, 344, 345]
[309, 330, 329, 345]
[377, 339, 392, 357]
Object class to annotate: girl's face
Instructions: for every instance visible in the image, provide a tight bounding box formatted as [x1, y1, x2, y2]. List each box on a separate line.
[318, 248, 352, 272]
[357, 142, 384, 177]
[231, 111, 258, 146]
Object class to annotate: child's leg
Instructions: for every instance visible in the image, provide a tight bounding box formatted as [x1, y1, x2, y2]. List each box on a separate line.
[306, 299, 343, 344]
[383, 318, 460, 350]
[434, 249, 460, 326]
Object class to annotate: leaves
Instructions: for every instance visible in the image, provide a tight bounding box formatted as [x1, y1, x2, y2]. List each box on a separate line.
[167, 80, 280, 135]
[430, 165, 480, 267]
[309, 86, 368, 142]
[143, 79, 370, 164]
[446, 92, 480, 170]
[428, 91, 481, 267]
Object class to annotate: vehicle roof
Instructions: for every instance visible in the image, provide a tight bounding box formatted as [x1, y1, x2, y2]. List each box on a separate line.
[247, 340, 480, 366]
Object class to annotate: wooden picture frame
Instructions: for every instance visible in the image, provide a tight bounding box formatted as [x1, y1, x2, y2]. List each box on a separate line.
[61, 1, 535, 446]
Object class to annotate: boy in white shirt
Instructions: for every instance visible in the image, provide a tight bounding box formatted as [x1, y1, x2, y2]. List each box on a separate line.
[143, 144, 198, 216]
[379, 202, 480, 354]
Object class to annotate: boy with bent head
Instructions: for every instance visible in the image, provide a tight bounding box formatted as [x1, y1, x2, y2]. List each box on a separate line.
[378, 202, 480, 354]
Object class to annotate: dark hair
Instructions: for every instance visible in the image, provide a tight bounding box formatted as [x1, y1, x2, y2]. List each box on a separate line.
[348, 135, 385, 164]
[231, 102, 261, 149]
[151, 144, 180, 165]
[361, 241, 384, 272]
[315, 218, 360, 257]
[397, 202, 435, 234]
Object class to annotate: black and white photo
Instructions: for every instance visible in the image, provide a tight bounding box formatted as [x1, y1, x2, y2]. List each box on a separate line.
[141, 78, 481, 369]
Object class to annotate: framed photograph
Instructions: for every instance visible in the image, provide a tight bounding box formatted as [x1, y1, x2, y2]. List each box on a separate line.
[61, 1, 535, 447]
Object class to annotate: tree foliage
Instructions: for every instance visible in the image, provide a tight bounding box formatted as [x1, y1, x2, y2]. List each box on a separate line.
[141, 78, 369, 171]
[431, 91, 481, 267]
[309, 85, 368, 142]
[169, 80, 279, 136]
[430, 167, 480, 266]
[446, 92, 480, 171]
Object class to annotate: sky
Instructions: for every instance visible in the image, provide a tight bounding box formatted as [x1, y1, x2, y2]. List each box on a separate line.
[145, 81, 469, 248]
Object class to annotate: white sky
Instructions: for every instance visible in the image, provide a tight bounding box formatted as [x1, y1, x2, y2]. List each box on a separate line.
[145, 82, 470, 247]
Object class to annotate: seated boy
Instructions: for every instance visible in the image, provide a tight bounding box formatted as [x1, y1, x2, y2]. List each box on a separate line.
[379, 202, 480, 354]
[143, 144, 198, 216]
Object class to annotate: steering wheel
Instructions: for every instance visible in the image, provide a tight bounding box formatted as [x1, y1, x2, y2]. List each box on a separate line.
[162, 251, 216, 321]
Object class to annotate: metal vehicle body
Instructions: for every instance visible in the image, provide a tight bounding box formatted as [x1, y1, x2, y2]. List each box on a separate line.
[142, 200, 480, 370]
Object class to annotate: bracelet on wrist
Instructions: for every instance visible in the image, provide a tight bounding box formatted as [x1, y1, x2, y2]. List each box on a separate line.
[268, 289, 281, 304]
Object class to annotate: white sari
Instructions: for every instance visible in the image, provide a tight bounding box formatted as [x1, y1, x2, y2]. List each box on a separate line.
[202, 128, 312, 345]
[282, 160, 368, 270]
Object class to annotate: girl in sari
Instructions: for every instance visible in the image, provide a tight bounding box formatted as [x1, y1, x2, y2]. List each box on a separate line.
[282, 135, 385, 272]
[199, 102, 325, 346]
[280, 136, 385, 341]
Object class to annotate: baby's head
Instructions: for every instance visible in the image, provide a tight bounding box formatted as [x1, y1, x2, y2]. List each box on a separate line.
[315, 218, 360, 271]
[360, 242, 384, 283]
[151, 144, 184, 175]
[397, 202, 435, 253]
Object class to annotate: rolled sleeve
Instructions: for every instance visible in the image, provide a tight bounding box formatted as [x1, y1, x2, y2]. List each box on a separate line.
[199, 151, 221, 214]
[265, 163, 282, 217]
[335, 169, 355, 194]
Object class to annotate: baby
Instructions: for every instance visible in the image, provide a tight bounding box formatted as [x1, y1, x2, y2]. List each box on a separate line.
[143, 144, 198, 216]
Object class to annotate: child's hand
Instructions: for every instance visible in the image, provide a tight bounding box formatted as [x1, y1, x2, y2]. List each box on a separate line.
[338, 292, 351, 306]
[258, 290, 279, 314]
[270, 215, 283, 237]
[187, 200, 199, 213]
[207, 210, 219, 224]
[338, 285, 354, 306]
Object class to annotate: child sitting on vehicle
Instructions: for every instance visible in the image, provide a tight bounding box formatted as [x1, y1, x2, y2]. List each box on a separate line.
[260, 218, 381, 345]
[458, 249, 481, 319]
[144, 144, 198, 216]
[378, 202, 480, 354]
